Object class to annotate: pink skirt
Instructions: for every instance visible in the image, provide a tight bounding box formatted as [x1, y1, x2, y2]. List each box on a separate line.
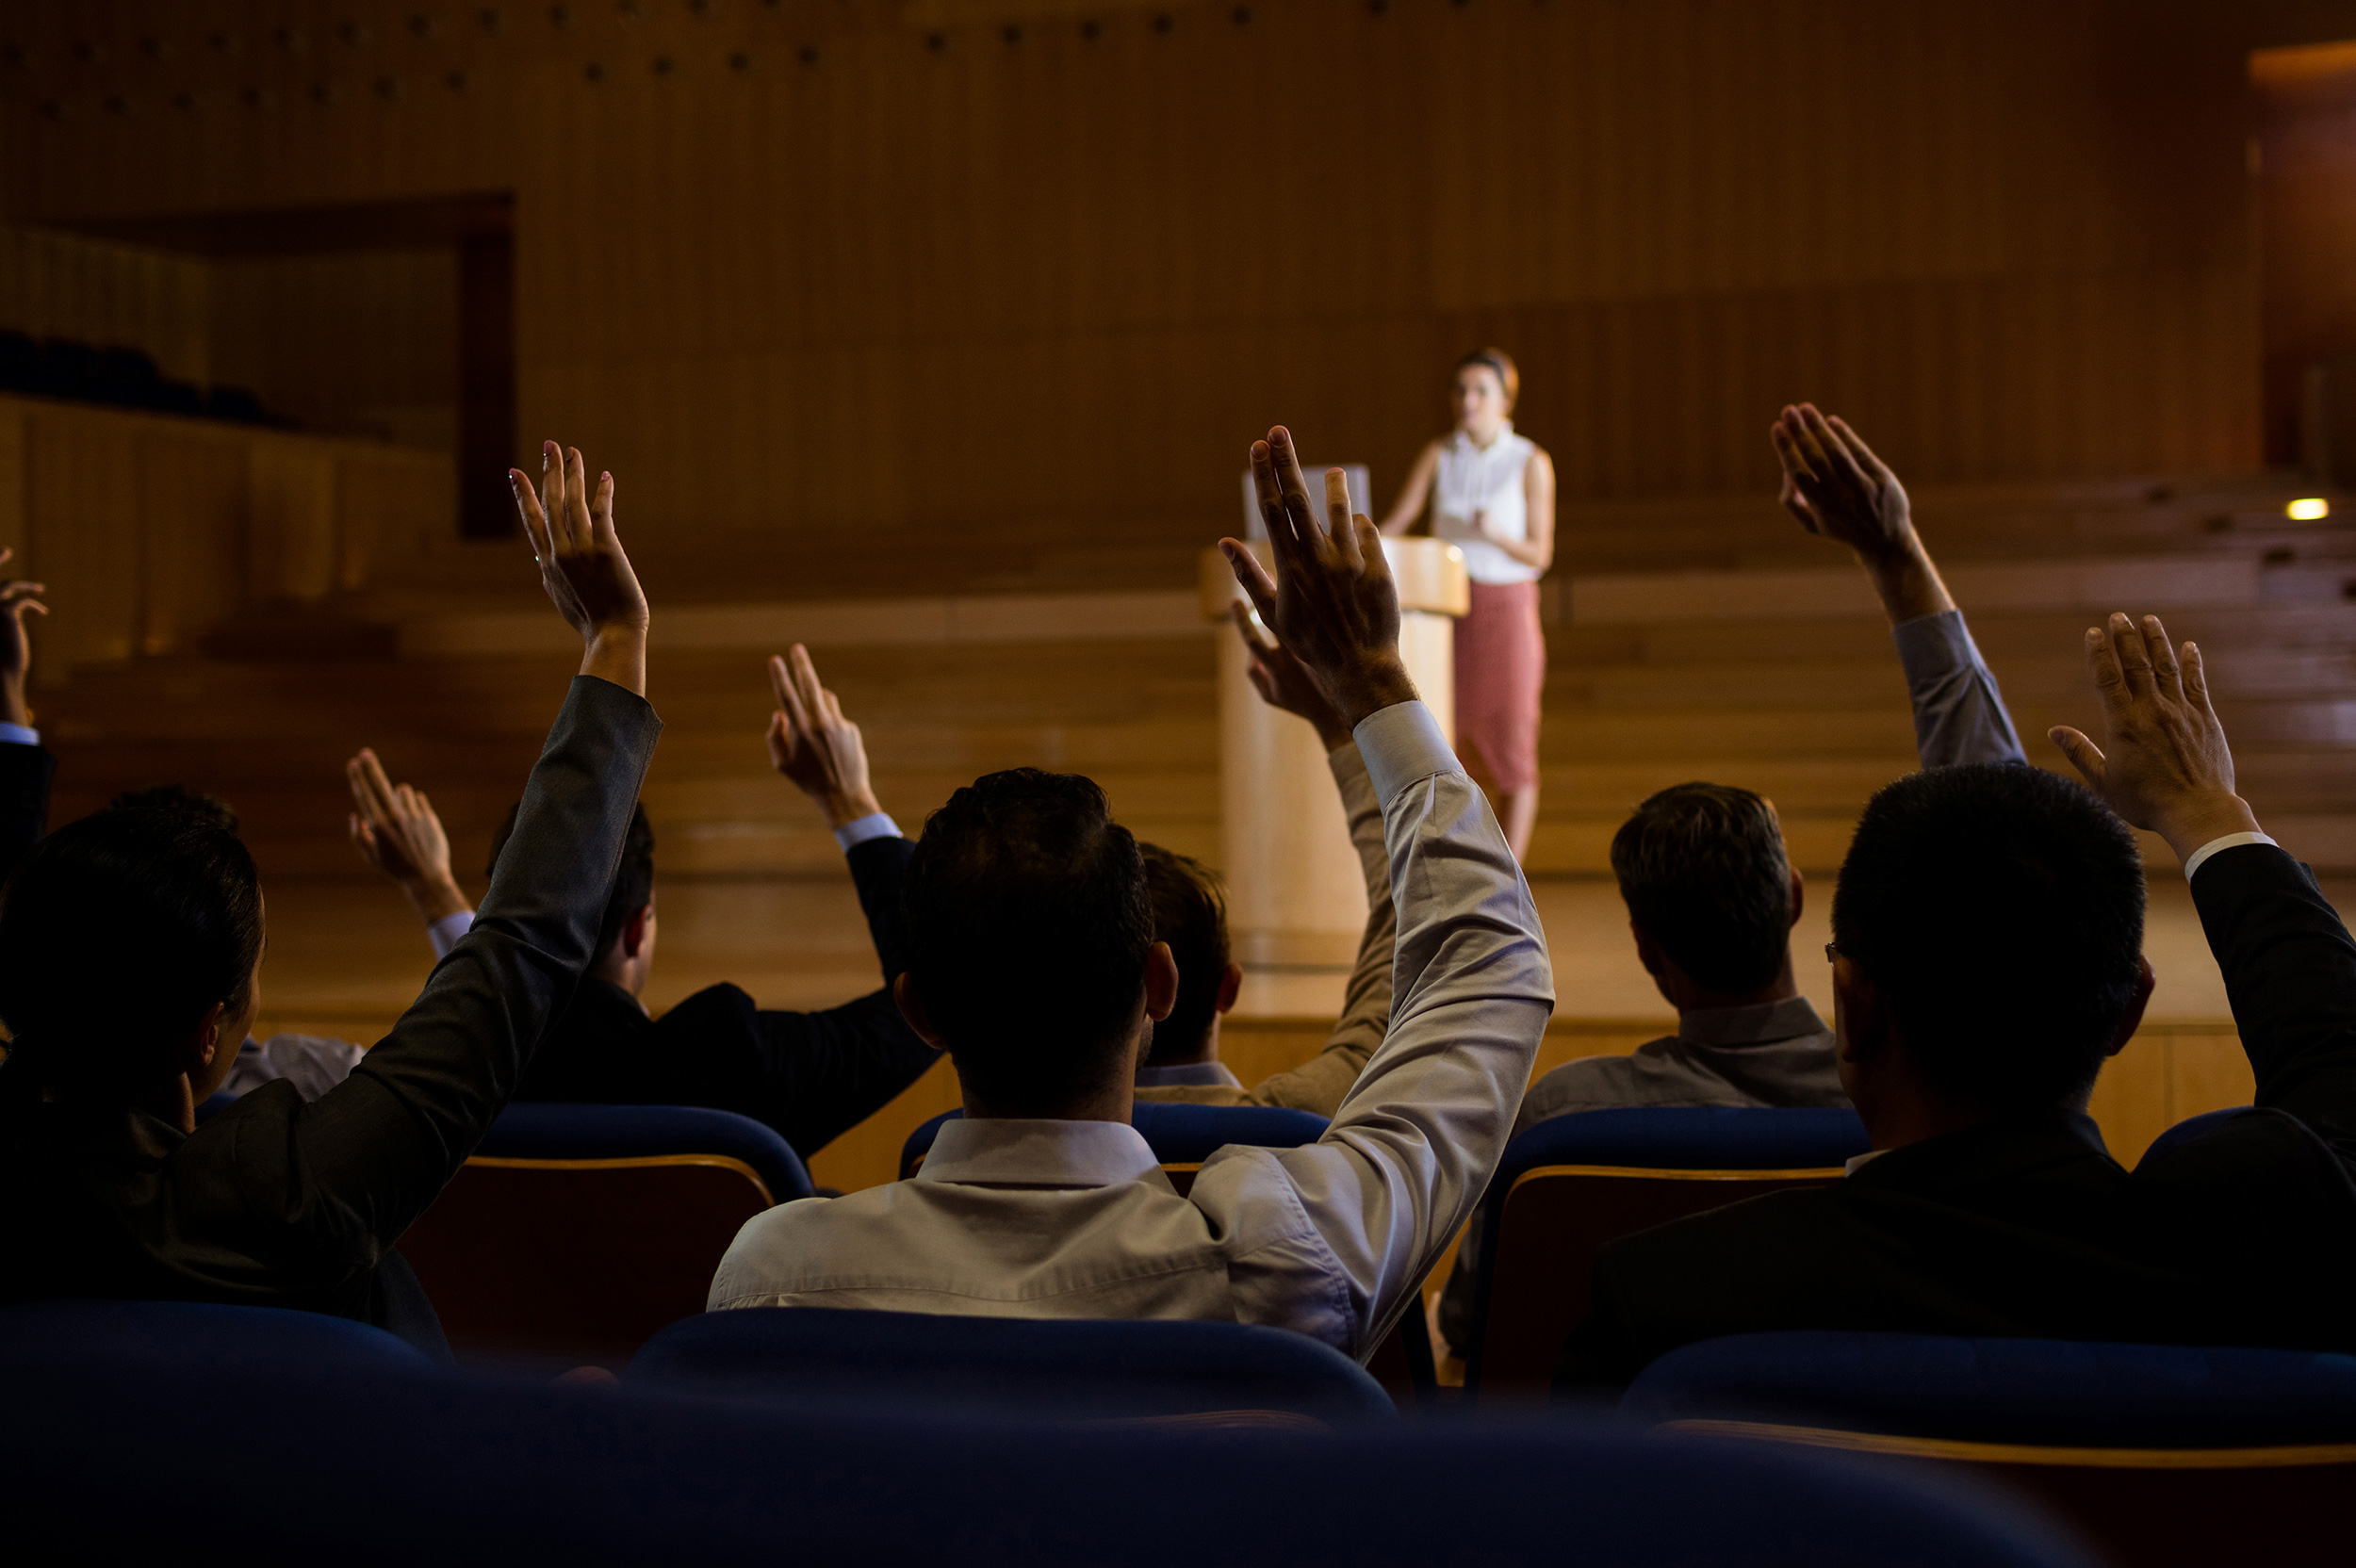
[1453, 580, 1545, 791]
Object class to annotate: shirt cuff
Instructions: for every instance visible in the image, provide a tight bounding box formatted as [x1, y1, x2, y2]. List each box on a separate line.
[2183, 831, 2277, 884]
[427, 909, 476, 959]
[1325, 737, 1370, 790]
[1890, 609, 1981, 685]
[0, 723, 41, 748]
[1354, 700, 1461, 806]
[834, 812, 902, 852]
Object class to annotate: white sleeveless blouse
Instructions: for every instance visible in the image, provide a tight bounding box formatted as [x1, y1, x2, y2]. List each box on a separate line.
[1432, 424, 1539, 585]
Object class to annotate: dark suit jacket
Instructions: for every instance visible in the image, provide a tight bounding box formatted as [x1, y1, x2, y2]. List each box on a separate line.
[1557, 842, 2356, 1392]
[0, 737, 56, 883]
[0, 678, 662, 1353]
[514, 836, 935, 1158]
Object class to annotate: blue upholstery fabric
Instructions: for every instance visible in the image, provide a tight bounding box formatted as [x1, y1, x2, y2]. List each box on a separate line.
[1496, 1105, 1873, 1175]
[1623, 1331, 2356, 1447]
[899, 1102, 1330, 1179]
[483, 1102, 812, 1202]
[2136, 1106, 2251, 1170]
[0, 1298, 431, 1372]
[194, 1090, 237, 1123]
[630, 1307, 1397, 1423]
[0, 1339, 2092, 1567]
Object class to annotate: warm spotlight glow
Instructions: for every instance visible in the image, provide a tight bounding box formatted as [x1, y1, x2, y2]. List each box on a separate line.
[2288, 498, 2331, 521]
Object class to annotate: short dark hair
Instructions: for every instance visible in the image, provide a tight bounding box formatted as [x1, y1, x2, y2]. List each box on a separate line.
[1832, 763, 2146, 1110]
[0, 802, 263, 1104]
[491, 799, 656, 964]
[904, 769, 1153, 1112]
[107, 784, 239, 834]
[1140, 843, 1229, 1065]
[1611, 783, 1793, 995]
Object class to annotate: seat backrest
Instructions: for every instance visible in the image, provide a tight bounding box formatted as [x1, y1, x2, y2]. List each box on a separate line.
[1466, 1106, 1869, 1396]
[630, 1307, 1398, 1425]
[0, 1298, 431, 1373]
[899, 1102, 1331, 1179]
[1625, 1331, 2356, 1568]
[399, 1103, 809, 1365]
[2, 1339, 2097, 1566]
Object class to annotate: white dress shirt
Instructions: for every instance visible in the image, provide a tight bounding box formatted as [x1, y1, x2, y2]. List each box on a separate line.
[706, 699, 1556, 1360]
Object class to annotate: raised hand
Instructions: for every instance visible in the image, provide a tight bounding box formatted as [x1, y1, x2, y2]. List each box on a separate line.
[1219, 426, 1416, 729]
[346, 747, 470, 925]
[1772, 404, 1953, 623]
[2050, 612, 2260, 860]
[0, 549, 48, 729]
[510, 440, 650, 695]
[767, 645, 883, 830]
[1230, 602, 1350, 751]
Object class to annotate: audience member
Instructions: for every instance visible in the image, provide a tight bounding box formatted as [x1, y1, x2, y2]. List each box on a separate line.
[708, 427, 1555, 1358]
[1555, 609, 2356, 1390]
[343, 646, 935, 1159]
[1435, 404, 2026, 1355]
[0, 443, 661, 1354]
[1130, 603, 1395, 1113]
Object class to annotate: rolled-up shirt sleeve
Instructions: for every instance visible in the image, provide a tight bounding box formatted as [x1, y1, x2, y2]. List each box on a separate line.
[1893, 609, 2026, 769]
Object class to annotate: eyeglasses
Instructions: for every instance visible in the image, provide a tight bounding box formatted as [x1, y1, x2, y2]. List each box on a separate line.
[1824, 941, 1841, 965]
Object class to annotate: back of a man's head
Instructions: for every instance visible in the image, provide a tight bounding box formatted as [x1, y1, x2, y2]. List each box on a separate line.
[1832, 762, 2145, 1112]
[905, 769, 1153, 1113]
[1139, 843, 1228, 1066]
[1611, 783, 1792, 995]
[490, 799, 656, 965]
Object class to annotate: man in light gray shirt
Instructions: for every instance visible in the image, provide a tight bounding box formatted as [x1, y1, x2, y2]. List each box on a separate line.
[709, 429, 1556, 1361]
[1435, 401, 2030, 1354]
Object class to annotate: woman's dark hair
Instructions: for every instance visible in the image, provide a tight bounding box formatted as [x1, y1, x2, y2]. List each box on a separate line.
[1455, 347, 1520, 410]
[0, 804, 263, 1104]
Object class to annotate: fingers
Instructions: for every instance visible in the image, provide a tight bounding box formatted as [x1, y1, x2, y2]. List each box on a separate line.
[511, 469, 551, 561]
[537, 440, 565, 548]
[1827, 416, 1896, 486]
[1351, 512, 1392, 593]
[348, 814, 378, 864]
[2106, 612, 2157, 698]
[590, 470, 617, 546]
[2049, 726, 2108, 790]
[773, 648, 817, 740]
[1219, 538, 1279, 626]
[1249, 441, 1295, 556]
[1229, 600, 1277, 657]
[351, 748, 401, 826]
[2183, 640, 2217, 717]
[0, 580, 47, 603]
[564, 448, 593, 549]
[766, 653, 794, 714]
[1325, 468, 1362, 571]
[1800, 404, 1873, 495]
[1268, 428, 1325, 561]
[2081, 624, 2129, 714]
[2140, 614, 2184, 700]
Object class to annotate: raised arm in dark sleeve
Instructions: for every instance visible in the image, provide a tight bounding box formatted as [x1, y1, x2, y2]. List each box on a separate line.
[745, 834, 934, 1155]
[2191, 842, 2356, 1153]
[218, 676, 662, 1244]
[0, 741, 56, 884]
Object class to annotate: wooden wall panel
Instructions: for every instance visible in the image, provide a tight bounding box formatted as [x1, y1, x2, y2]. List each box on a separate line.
[0, 0, 2322, 595]
[0, 220, 211, 383]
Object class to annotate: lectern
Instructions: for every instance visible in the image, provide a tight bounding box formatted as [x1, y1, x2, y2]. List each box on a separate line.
[1199, 512, 1469, 1015]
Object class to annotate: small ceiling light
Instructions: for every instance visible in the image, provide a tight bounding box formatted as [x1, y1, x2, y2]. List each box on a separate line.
[2288, 498, 2331, 522]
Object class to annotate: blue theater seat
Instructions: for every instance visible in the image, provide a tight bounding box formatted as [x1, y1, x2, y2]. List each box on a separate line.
[2136, 1105, 2251, 1168]
[0, 1335, 2093, 1567]
[1623, 1331, 2356, 1568]
[1465, 1106, 1872, 1396]
[398, 1102, 810, 1366]
[0, 1298, 431, 1373]
[900, 1101, 1330, 1183]
[630, 1307, 1398, 1425]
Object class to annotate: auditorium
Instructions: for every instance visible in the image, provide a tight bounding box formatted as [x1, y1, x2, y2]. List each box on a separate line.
[3, 3, 2355, 1564]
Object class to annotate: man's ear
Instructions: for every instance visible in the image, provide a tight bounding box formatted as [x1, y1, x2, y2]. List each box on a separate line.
[892, 972, 948, 1054]
[621, 903, 655, 960]
[1214, 962, 1244, 1017]
[1831, 954, 1884, 1069]
[2107, 957, 2156, 1058]
[1788, 866, 1806, 929]
[1143, 942, 1178, 1023]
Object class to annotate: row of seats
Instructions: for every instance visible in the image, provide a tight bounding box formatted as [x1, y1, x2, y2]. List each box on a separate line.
[0, 1297, 2100, 1567]
[0, 331, 283, 424]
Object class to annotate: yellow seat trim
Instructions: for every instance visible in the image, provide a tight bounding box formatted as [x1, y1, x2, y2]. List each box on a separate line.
[463, 1152, 776, 1208]
[1657, 1417, 2356, 1470]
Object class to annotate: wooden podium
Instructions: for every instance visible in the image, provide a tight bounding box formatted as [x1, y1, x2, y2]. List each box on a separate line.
[1197, 538, 1469, 1013]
